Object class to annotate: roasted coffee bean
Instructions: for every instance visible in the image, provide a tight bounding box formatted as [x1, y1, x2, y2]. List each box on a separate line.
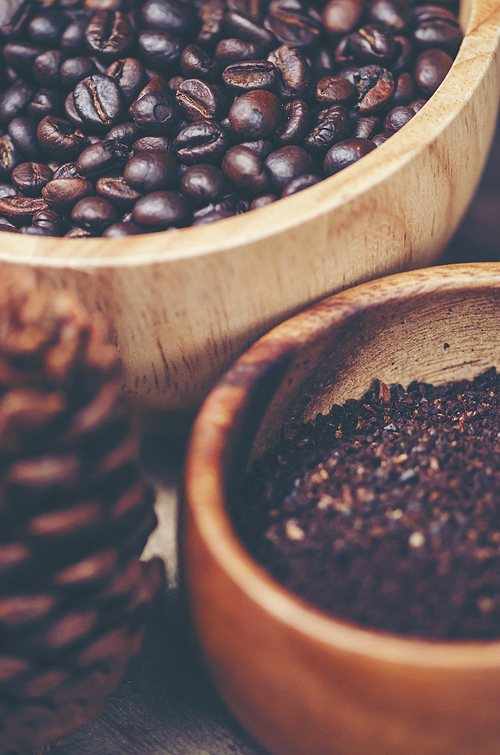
[390, 35, 413, 74]
[129, 75, 179, 135]
[7, 117, 42, 159]
[281, 172, 320, 196]
[132, 190, 191, 229]
[267, 44, 311, 101]
[0, 218, 19, 232]
[229, 89, 283, 139]
[42, 177, 95, 211]
[61, 14, 90, 54]
[303, 104, 350, 154]
[0, 134, 22, 177]
[1, 0, 32, 41]
[102, 221, 144, 236]
[414, 48, 453, 96]
[137, 30, 182, 72]
[239, 138, 273, 158]
[141, 0, 195, 36]
[33, 49, 63, 88]
[0, 196, 48, 223]
[3, 42, 46, 78]
[132, 135, 173, 153]
[106, 120, 140, 145]
[53, 163, 79, 180]
[191, 208, 234, 224]
[0, 82, 36, 124]
[75, 138, 129, 176]
[353, 115, 380, 138]
[64, 90, 85, 125]
[20, 224, 55, 235]
[180, 164, 228, 205]
[85, 11, 134, 59]
[73, 74, 124, 129]
[408, 98, 426, 113]
[174, 119, 230, 165]
[11, 161, 53, 196]
[96, 175, 141, 208]
[222, 144, 268, 194]
[323, 136, 376, 175]
[322, 0, 363, 38]
[71, 195, 118, 233]
[37, 115, 89, 159]
[223, 11, 276, 49]
[412, 5, 462, 56]
[60, 56, 97, 89]
[391, 71, 415, 105]
[180, 45, 220, 82]
[274, 99, 310, 145]
[27, 88, 64, 121]
[354, 64, 395, 114]
[65, 226, 92, 237]
[347, 23, 396, 64]
[223, 60, 278, 93]
[0, 184, 18, 199]
[106, 58, 146, 103]
[368, 0, 412, 33]
[371, 129, 392, 145]
[124, 150, 178, 193]
[215, 38, 264, 66]
[198, 0, 225, 46]
[28, 10, 68, 46]
[32, 206, 68, 235]
[176, 78, 228, 121]
[264, 144, 312, 191]
[192, 192, 237, 219]
[264, 7, 322, 48]
[250, 193, 277, 209]
[383, 104, 415, 130]
[316, 75, 356, 106]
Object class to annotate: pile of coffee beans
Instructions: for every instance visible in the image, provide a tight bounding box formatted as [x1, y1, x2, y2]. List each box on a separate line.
[233, 368, 500, 639]
[0, 0, 461, 238]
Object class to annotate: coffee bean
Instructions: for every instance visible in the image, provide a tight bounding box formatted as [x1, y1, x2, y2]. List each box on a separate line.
[60, 56, 98, 89]
[412, 5, 462, 56]
[222, 60, 278, 93]
[0, 82, 36, 124]
[383, 104, 415, 130]
[3, 42, 46, 79]
[96, 175, 141, 209]
[414, 48, 453, 96]
[229, 89, 283, 139]
[316, 75, 356, 106]
[222, 144, 269, 194]
[141, 0, 195, 36]
[264, 7, 322, 48]
[27, 89, 64, 122]
[264, 145, 312, 191]
[65, 226, 92, 238]
[105, 58, 146, 103]
[71, 195, 118, 233]
[303, 104, 350, 154]
[173, 119, 230, 165]
[191, 208, 234, 224]
[75, 138, 129, 176]
[180, 44, 220, 82]
[7, 117, 41, 161]
[180, 163, 228, 205]
[28, 10, 68, 46]
[102, 221, 144, 237]
[85, 11, 134, 60]
[106, 120, 140, 145]
[132, 135, 173, 153]
[223, 11, 275, 48]
[215, 38, 264, 66]
[61, 15, 90, 54]
[354, 64, 395, 114]
[137, 30, 182, 73]
[274, 99, 310, 145]
[391, 71, 415, 105]
[198, 0, 225, 46]
[129, 75, 180, 135]
[353, 115, 380, 138]
[322, 0, 363, 38]
[0, 134, 23, 178]
[33, 49, 63, 88]
[371, 130, 392, 145]
[250, 193, 277, 209]
[281, 172, 321, 196]
[323, 136, 376, 175]
[73, 74, 124, 129]
[0, 218, 20, 232]
[368, 0, 412, 33]
[268, 44, 311, 100]
[12, 162, 53, 196]
[32, 206, 68, 235]
[347, 23, 396, 64]
[37, 115, 90, 160]
[124, 150, 178, 193]
[0, 196, 48, 224]
[239, 138, 274, 158]
[132, 190, 191, 230]
[390, 35, 413, 74]
[42, 177, 95, 211]
[0, 184, 18, 199]
[175, 78, 228, 121]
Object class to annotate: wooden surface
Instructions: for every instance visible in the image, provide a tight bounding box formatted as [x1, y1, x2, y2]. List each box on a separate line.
[50, 113, 500, 755]
[0, 0, 498, 413]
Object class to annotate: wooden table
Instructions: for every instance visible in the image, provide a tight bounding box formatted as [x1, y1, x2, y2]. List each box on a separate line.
[52, 118, 500, 755]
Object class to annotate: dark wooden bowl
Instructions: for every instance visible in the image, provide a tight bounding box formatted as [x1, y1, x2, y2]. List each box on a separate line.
[183, 263, 500, 755]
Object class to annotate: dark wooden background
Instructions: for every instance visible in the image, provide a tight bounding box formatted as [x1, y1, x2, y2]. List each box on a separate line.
[52, 117, 500, 755]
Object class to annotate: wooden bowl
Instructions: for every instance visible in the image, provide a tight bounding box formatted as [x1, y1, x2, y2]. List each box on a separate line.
[183, 263, 500, 755]
[1, 1, 500, 416]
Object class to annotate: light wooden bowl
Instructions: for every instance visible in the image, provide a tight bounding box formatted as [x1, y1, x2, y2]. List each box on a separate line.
[1, 2, 500, 416]
[183, 263, 500, 755]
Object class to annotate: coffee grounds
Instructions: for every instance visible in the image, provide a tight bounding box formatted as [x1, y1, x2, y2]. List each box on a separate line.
[232, 367, 500, 639]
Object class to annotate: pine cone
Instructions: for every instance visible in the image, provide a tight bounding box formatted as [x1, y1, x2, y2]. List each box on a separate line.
[0, 267, 163, 755]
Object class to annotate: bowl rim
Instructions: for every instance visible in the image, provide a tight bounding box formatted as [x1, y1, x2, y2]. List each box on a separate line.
[0, 0, 499, 269]
[185, 262, 500, 670]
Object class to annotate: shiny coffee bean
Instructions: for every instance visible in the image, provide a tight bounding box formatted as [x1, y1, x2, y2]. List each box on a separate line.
[124, 150, 178, 193]
[322, 0, 363, 38]
[0, 135, 22, 178]
[222, 145, 269, 195]
[391, 71, 415, 105]
[0, 184, 18, 199]
[347, 23, 396, 64]
[173, 119, 230, 165]
[250, 193, 278, 209]
[239, 139, 274, 158]
[12, 162, 53, 196]
[64, 90, 85, 125]
[0, 218, 19, 232]
[132, 135, 173, 152]
[71, 195, 118, 233]
[268, 44, 311, 100]
[264, 7, 322, 48]
[60, 56, 97, 89]
[102, 221, 144, 237]
[215, 38, 264, 66]
[85, 11, 134, 60]
[73, 74, 124, 129]
[132, 191, 191, 230]
[106, 58, 146, 103]
[281, 173, 321, 196]
[316, 75, 356, 106]
[0, 82, 36, 124]
[141, 0, 195, 36]
[129, 75, 180, 135]
[75, 138, 129, 176]
[20, 225, 55, 235]
[28, 10, 68, 46]
[27, 89, 64, 122]
[176, 78, 228, 121]
[229, 90, 283, 139]
[8, 117, 42, 159]
[354, 64, 395, 114]
[96, 176, 141, 209]
[65, 227, 92, 238]
[303, 104, 350, 154]
[197, 0, 225, 46]
[61, 15, 90, 54]
[222, 60, 278, 93]
[353, 115, 380, 138]
[33, 50, 63, 88]
[414, 48, 453, 96]
[371, 130, 392, 145]
[53, 163, 79, 180]
[323, 136, 376, 175]
[42, 177, 95, 211]
[368, 0, 412, 33]
[180, 45, 220, 82]
[191, 208, 235, 224]
[32, 206, 68, 235]
[409, 98, 426, 113]
[106, 121, 140, 145]
[274, 99, 310, 145]
[384, 104, 415, 130]
[180, 164, 228, 206]
[3, 42, 46, 78]
[264, 145, 312, 192]
[137, 30, 183, 73]
[412, 5, 462, 56]
[37, 115, 90, 160]
[223, 11, 275, 49]
[390, 35, 413, 73]
[0, 196, 48, 224]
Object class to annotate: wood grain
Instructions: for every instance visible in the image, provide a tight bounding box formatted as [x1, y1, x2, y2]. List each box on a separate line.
[0, 0, 498, 413]
[184, 264, 500, 755]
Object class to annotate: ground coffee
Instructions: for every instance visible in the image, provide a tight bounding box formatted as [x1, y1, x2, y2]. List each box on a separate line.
[0, 0, 461, 237]
[232, 367, 500, 639]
